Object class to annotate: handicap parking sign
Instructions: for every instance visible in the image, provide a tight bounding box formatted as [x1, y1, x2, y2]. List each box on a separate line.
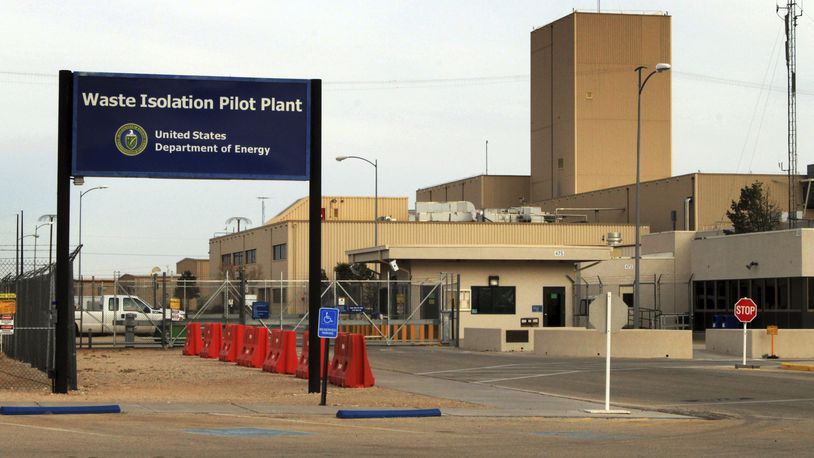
[317, 307, 339, 339]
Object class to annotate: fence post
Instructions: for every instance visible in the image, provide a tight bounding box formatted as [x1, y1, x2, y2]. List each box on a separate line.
[238, 268, 246, 326]
[161, 272, 167, 348]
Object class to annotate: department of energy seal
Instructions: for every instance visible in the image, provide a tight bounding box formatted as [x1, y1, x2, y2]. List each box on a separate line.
[114, 123, 148, 156]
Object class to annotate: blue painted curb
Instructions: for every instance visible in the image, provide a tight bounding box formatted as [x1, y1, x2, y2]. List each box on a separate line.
[0, 405, 121, 415]
[336, 408, 441, 419]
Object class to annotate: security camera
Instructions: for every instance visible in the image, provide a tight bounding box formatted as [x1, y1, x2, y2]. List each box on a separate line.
[389, 260, 399, 272]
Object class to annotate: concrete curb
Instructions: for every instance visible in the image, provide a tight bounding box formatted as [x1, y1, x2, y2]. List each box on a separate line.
[780, 362, 814, 372]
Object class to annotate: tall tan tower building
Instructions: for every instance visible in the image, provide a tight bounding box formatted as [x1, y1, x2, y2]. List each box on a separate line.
[530, 12, 672, 202]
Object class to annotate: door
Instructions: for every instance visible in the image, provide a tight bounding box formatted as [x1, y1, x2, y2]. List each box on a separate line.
[543, 287, 565, 327]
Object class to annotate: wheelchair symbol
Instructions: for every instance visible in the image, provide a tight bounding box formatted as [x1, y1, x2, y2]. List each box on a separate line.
[323, 314, 334, 324]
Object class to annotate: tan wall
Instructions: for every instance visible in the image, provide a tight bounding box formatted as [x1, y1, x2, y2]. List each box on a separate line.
[415, 175, 530, 209]
[706, 329, 814, 358]
[530, 12, 671, 201]
[579, 256, 687, 314]
[270, 196, 409, 224]
[535, 174, 694, 232]
[176, 259, 210, 280]
[461, 328, 535, 352]
[409, 260, 576, 339]
[211, 219, 642, 282]
[691, 229, 814, 281]
[534, 328, 692, 358]
[533, 173, 809, 234]
[574, 13, 671, 194]
[696, 174, 792, 231]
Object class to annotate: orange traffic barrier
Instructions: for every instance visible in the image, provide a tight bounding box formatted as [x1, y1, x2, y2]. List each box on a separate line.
[295, 331, 325, 379]
[329, 333, 375, 388]
[262, 329, 298, 374]
[219, 324, 246, 362]
[182, 323, 203, 356]
[237, 326, 268, 368]
[200, 323, 222, 359]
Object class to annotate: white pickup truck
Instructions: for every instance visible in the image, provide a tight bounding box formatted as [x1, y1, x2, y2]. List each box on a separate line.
[74, 295, 184, 335]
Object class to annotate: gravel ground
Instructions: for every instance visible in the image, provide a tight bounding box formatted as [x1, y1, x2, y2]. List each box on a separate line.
[0, 348, 475, 408]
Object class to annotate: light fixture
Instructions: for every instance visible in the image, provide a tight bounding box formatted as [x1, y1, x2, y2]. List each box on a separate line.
[488, 275, 499, 287]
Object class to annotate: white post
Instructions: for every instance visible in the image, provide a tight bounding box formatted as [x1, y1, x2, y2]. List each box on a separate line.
[742, 322, 748, 366]
[586, 292, 629, 415]
[605, 291, 611, 411]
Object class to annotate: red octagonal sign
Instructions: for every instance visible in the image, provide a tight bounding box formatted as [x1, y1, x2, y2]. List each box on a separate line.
[734, 297, 758, 323]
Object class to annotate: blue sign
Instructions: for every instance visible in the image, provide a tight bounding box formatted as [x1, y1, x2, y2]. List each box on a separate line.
[71, 72, 311, 180]
[317, 307, 339, 339]
[532, 305, 543, 313]
[252, 301, 270, 320]
[348, 305, 365, 313]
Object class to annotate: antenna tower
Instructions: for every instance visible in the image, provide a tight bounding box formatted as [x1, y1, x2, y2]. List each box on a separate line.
[779, 0, 803, 226]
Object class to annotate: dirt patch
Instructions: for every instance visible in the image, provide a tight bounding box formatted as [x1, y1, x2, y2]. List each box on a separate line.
[0, 348, 475, 408]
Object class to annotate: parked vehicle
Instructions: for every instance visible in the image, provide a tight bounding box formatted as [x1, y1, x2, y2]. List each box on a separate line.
[74, 295, 184, 335]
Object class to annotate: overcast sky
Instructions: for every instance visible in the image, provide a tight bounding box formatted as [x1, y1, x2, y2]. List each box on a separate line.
[1, 0, 812, 277]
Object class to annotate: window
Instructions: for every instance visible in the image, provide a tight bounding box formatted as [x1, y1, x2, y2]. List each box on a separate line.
[108, 297, 118, 311]
[245, 249, 256, 264]
[751, 279, 764, 310]
[471, 286, 516, 315]
[122, 297, 143, 312]
[716, 280, 727, 310]
[273, 243, 287, 260]
[233, 251, 244, 265]
[778, 278, 789, 310]
[808, 278, 814, 311]
[764, 279, 777, 310]
[221, 253, 232, 266]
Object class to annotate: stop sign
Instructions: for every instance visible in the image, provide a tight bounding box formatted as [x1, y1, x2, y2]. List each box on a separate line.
[734, 297, 758, 323]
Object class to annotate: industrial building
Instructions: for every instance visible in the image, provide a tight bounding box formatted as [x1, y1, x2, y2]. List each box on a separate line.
[206, 10, 814, 336]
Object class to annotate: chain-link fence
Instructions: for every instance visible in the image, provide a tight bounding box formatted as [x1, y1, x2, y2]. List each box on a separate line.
[0, 257, 75, 392]
[76, 272, 459, 347]
[573, 272, 690, 329]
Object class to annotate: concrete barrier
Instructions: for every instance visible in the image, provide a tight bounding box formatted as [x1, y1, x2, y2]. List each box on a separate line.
[533, 328, 692, 359]
[706, 329, 814, 358]
[461, 328, 534, 352]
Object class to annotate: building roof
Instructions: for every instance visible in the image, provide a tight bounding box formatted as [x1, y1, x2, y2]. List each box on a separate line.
[347, 244, 612, 263]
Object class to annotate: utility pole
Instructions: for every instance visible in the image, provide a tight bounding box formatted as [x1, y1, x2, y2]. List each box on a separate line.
[779, 0, 803, 227]
[485, 140, 488, 175]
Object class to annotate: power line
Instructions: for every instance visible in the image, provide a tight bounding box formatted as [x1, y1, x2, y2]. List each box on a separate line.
[0, 69, 809, 95]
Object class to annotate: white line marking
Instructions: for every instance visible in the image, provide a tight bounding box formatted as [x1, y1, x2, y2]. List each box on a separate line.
[661, 397, 814, 407]
[475, 370, 583, 383]
[210, 413, 423, 434]
[0, 421, 114, 437]
[415, 364, 520, 375]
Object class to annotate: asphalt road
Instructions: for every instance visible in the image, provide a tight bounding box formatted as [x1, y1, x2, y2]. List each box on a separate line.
[1, 345, 813, 456]
[367, 346, 814, 421]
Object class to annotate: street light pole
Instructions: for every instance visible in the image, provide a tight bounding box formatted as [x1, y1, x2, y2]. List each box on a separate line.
[78, 186, 108, 316]
[336, 155, 378, 246]
[33, 222, 52, 269]
[634, 63, 670, 329]
[257, 197, 270, 225]
[39, 214, 57, 269]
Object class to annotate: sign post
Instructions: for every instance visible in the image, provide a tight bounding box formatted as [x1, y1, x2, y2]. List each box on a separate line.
[734, 297, 758, 367]
[56, 70, 320, 394]
[317, 307, 339, 406]
[586, 292, 629, 414]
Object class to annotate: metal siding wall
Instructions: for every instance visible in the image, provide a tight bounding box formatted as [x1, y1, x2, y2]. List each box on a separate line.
[531, 23, 554, 202]
[574, 13, 671, 195]
[697, 174, 791, 231]
[273, 196, 409, 222]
